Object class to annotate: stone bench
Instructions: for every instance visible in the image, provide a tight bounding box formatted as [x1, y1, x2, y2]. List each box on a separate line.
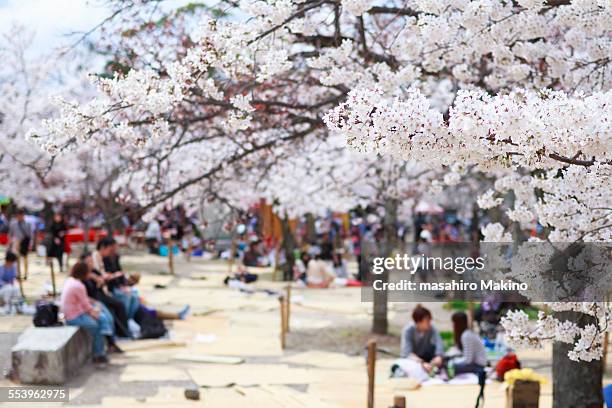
[11, 326, 92, 385]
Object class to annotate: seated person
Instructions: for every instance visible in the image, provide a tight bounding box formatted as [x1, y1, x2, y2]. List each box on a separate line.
[242, 242, 261, 267]
[446, 311, 487, 377]
[400, 305, 444, 373]
[61, 262, 114, 365]
[306, 255, 335, 288]
[223, 264, 258, 291]
[0, 251, 21, 312]
[81, 252, 131, 338]
[319, 235, 334, 261]
[332, 252, 348, 278]
[101, 239, 129, 290]
[293, 252, 310, 282]
[228, 264, 258, 284]
[98, 238, 141, 320]
[0, 252, 20, 312]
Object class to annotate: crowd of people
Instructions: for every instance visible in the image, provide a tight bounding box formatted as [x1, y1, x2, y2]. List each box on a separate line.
[219, 208, 481, 289]
[0, 209, 69, 281]
[0, 203, 529, 378]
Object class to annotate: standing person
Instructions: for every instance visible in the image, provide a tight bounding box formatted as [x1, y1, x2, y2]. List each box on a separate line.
[144, 218, 162, 255]
[446, 311, 487, 377]
[8, 209, 32, 280]
[0, 252, 21, 313]
[60, 262, 112, 366]
[46, 213, 68, 272]
[400, 305, 445, 373]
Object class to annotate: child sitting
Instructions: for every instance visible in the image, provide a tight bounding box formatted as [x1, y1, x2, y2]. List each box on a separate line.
[0, 252, 21, 313]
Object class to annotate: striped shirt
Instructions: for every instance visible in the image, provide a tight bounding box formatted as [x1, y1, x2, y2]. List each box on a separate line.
[457, 330, 487, 366]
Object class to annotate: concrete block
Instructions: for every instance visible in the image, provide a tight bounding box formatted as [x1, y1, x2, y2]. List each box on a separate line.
[11, 326, 92, 384]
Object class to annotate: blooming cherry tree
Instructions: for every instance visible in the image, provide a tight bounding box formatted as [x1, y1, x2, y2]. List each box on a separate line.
[27, 0, 611, 404]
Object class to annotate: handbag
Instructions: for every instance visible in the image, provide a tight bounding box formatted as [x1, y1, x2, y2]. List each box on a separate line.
[33, 301, 61, 327]
[139, 313, 167, 339]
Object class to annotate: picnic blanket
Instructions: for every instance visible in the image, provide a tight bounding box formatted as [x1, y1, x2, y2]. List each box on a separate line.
[392, 358, 490, 386]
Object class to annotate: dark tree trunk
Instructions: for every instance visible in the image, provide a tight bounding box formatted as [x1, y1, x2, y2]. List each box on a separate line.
[372, 268, 389, 334]
[305, 213, 316, 243]
[100, 199, 124, 238]
[552, 311, 603, 408]
[372, 199, 398, 335]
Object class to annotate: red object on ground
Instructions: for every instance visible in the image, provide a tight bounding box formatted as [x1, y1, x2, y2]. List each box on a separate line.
[346, 279, 364, 287]
[64, 229, 112, 253]
[495, 352, 521, 381]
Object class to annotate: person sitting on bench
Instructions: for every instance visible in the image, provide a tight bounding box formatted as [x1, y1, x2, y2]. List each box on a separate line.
[61, 262, 114, 366]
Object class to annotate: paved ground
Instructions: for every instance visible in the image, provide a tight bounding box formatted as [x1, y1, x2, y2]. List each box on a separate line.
[0, 250, 610, 407]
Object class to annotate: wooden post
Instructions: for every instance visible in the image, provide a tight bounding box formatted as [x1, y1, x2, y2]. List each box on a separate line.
[228, 235, 237, 276]
[16, 263, 25, 299]
[279, 295, 286, 349]
[285, 285, 291, 333]
[49, 262, 57, 297]
[367, 339, 377, 408]
[603, 291, 610, 372]
[168, 239, 175, 275]
[392, 395, 406, 408]
[22, 253, 28, 280]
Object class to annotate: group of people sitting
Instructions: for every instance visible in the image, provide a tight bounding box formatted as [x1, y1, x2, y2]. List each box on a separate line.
[60, 237, 190, 367]
[294, 251, 352, 288]
[396, 305, 487, 381]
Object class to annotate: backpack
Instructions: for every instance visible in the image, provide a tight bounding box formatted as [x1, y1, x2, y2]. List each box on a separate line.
[33, 301, 61, 327]
[139, 313, 167, 339]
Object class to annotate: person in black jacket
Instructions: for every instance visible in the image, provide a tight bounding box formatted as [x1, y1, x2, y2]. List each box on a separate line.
[46, 213, 68, 272]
